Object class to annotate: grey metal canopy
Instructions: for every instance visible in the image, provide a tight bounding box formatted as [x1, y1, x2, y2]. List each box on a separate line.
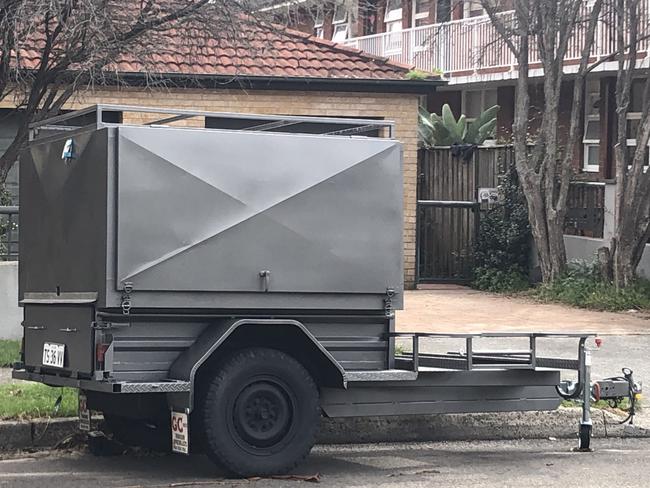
[21, 104, 404, 311]
[29, 104, 396, 140]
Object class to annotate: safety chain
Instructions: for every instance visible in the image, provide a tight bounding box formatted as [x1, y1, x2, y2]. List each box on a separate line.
[384, 287, 396, 318]
[121, 282, 133, 316]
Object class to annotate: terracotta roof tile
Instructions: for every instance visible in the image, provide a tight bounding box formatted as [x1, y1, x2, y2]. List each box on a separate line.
[15, 18, 434, 82]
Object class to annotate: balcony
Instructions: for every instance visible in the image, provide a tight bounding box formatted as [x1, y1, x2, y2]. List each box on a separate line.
[343, 3, 650, 82]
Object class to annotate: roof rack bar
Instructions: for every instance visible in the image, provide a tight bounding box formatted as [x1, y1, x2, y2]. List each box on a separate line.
[104, 104, 393, 129]
[30, 104, 396, 138]
[145, 114, 194, 126]
[325, 124, 387, 136]
[241, 120, 300, 131]
[29, 105, 98, 129]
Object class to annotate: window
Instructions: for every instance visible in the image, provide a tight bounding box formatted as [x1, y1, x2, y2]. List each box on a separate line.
[314, 7, 324, 38]
[583, 80, 601, 172]
[383, 0, 403, 54]
[413, 0, 431, 27]
[464, 91, 483, 119]
[332, 3, 347, 23]
[464, 0, 487, 18]
[463, 89, 497, 121]
[331, 3, 350, 42]
[384, 0, 402, 32]
[437, 0, 451, 22]
[462, 89, 498, 142]
[627, 79, 646, 145]
[626, 79, 650, 167]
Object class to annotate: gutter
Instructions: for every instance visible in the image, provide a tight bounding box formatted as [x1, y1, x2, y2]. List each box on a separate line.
[113, 72, 445, 95]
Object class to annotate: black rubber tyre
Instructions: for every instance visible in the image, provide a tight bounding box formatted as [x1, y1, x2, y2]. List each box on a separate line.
[199, 347, 320, 477]
[103, 413, 171, 452]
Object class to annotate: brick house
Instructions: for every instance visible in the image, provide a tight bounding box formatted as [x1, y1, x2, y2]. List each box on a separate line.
[0, 21, 441, 288]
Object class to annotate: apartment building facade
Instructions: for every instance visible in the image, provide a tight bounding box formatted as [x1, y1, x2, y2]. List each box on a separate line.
[275, 0, 650, 180]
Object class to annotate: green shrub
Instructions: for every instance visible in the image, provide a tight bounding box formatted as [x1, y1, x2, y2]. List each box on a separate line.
[472, 162, 531, 293]
[534, 261, 650, 311]
[473, 266, 530, 293]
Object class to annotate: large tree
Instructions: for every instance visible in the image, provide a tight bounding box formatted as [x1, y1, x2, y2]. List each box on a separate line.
[479, 0, 603, 282]
[476, 0, 650, 285]
[0, 0, 262, 184]
[608, 0, 650, 286]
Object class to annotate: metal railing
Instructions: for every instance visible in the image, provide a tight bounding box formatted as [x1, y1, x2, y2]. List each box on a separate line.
[565, 182, 605, 238]
[343, 0, 650, 78]
[389, 332, 593, 372]
[0, 206, 19, 261]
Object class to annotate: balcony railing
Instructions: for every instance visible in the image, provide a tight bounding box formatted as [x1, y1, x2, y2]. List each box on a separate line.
[343, 2, 650, 79]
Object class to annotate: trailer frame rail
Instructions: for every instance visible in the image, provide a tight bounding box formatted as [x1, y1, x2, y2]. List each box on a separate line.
[388, 331, 596, 450]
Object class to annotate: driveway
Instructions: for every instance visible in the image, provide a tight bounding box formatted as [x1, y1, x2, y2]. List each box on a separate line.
[397, 286, 649, 334]
[396, 287, 650, 387]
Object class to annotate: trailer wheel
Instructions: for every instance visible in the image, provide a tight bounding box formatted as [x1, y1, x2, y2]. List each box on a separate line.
[103, 413, 171, 452]
[199, 347, 320, 477]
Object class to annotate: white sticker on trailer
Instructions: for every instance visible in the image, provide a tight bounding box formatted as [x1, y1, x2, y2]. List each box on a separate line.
[171, 412, 189, 455]
[78, 394, 91, 431]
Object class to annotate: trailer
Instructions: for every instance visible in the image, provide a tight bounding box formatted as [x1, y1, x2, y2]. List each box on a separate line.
[12, 105, 640, 477]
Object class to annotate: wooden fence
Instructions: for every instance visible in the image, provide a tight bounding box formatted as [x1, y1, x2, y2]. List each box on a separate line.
[417, 146, 513, 282]
[416, 146, 606, 283]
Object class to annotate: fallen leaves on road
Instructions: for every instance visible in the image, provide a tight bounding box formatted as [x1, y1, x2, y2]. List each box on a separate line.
[119, 473, 321, 488]
[387, 468, 441, 477]
[247, 473, 320, 483]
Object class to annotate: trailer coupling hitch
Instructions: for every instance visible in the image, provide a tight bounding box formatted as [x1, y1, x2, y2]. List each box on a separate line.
[591, 368, 642, 425]
[557, 368, 642, 425]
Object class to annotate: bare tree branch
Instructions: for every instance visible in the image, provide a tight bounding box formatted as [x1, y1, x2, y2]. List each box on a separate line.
[0, 0, 275, 183]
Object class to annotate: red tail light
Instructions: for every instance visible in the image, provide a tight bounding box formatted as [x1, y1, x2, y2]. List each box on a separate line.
[96, 343, 110, 369]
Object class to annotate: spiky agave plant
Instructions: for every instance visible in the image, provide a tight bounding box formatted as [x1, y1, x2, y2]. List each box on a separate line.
[418, 104, 500, 147]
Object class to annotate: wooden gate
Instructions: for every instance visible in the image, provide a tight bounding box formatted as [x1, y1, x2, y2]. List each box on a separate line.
[416, 146, 511, 283]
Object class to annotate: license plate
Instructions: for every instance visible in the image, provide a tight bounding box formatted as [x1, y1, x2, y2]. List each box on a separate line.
[171, 411, 189, 454]
[79, 394, 91, 431]
[42, 342, 65, 368]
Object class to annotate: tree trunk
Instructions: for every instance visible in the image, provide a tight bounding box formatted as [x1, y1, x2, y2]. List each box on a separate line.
[612, 232, 637, 287]
[0, 123, 27, 185]
[611, 205, 650, 287]
[597, 246, 613, 282]
[518, 171, 567, 282]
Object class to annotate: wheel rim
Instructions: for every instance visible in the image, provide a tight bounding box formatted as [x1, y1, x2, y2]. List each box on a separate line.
[231, 379, 295, 450]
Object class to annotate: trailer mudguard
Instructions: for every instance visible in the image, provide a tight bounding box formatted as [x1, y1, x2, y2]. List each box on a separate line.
[167, 318, 347, 412]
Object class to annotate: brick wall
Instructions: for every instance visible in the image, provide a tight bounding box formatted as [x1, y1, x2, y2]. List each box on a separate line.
[2, 87, 420, 288]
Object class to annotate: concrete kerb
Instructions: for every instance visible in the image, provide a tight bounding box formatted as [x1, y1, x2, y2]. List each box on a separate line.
[1, 408, 648, 452]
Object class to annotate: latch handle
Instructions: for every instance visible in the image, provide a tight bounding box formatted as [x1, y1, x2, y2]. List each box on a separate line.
[259, 270, 271, 292]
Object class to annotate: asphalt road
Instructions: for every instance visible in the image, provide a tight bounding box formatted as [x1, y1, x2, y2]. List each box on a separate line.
[1, 438, 649, 488]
